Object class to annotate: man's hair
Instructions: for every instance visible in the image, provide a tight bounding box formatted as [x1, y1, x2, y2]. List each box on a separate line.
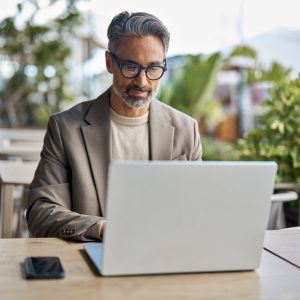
[107, 11, 170, 54]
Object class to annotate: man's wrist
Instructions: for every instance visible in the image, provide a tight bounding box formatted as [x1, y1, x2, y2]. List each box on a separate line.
[99, 221, 106, 240]
[85, 220, 106, 240]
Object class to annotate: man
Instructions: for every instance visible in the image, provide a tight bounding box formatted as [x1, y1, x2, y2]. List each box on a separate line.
[27, 11, 202, 241]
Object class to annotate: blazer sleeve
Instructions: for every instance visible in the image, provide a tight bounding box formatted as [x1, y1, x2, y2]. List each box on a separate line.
[26, 116, 103, 241]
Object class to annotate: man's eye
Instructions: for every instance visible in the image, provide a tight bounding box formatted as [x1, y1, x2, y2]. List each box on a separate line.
[148, 66, 159, 71]
[124, 64, 138, 72]
[148, 66, 162, 74]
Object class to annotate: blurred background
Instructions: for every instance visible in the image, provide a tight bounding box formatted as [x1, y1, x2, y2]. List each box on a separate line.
[0, 0, 300, 236]
[1, 0, 299, 128]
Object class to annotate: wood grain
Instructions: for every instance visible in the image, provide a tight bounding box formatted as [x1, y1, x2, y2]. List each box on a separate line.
[264, 228, 300, 268]
[0, 237, 300, 300]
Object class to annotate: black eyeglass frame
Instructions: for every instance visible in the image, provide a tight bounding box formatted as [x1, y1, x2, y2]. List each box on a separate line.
[109, 52, 167, 80]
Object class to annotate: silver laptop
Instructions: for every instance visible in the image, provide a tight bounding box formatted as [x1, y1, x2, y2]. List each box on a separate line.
[84, 161, 277, 276]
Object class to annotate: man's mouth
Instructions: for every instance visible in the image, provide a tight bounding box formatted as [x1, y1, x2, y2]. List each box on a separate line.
[128, 89, 148, 96]
[126, 85, 152, 97]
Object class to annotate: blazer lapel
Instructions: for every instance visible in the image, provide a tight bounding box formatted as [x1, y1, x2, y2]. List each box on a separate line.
[150, 99, 175, 160]
[81, 90, 111, 215]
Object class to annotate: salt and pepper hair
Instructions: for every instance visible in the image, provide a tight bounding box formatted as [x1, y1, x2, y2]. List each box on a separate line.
[107, 11, 170, 54]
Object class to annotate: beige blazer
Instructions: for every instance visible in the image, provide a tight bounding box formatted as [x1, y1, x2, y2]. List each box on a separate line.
[27, 88, 202, 240]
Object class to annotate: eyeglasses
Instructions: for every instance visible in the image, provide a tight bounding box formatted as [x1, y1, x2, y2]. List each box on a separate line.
[110, 52, 167, 80]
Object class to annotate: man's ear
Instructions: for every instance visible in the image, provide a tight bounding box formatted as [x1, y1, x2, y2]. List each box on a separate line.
[105, 51, 113, 74]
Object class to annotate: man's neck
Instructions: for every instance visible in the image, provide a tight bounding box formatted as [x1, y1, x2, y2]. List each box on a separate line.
[110, 90, 149, 118]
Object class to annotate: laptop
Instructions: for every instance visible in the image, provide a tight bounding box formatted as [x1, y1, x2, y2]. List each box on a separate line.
[84, 161, 277, 276]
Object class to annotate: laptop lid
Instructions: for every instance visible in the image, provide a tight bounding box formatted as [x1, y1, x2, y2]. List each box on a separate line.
[87, 161, 277, 276]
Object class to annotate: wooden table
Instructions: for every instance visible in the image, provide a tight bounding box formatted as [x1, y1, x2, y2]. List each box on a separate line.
[0, 144, 42, 161]
[264, 228, 300, 268]
[0, 160, 38, 238]
[0, 128, 44, 161]
[0, 232, 300, 300]
[0, 128, 45, 141]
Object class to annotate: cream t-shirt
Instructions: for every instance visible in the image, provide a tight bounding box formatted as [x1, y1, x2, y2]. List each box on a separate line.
[110, 108, 150, 161]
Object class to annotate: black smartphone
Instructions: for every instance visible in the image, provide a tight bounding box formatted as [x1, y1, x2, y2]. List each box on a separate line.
[23, 256, 65, 279]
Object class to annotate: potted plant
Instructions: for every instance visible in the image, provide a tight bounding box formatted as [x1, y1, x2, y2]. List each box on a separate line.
[236, 76, 300, 226]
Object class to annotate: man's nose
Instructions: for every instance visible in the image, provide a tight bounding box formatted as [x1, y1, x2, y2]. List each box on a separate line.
[134, 69, 149, 86]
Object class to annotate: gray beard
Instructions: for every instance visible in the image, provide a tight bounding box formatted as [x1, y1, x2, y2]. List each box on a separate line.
[112, 82, 158, 109]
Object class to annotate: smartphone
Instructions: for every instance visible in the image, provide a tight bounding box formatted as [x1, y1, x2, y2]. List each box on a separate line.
[23, 256, 65, 279]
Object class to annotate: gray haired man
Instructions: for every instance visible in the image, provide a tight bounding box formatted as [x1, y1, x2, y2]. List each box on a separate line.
[27, 11, 202, 241]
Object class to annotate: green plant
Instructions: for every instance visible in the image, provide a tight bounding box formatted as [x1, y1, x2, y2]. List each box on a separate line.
[225, 44, 291, 85]
[202, 136, 238, 161]
[0, 0, 83, 127]
[246, 62, 291, 85]
[236, 76, 300, 183]
[158, 53, 225, 130]
[226, 45, 257, 60]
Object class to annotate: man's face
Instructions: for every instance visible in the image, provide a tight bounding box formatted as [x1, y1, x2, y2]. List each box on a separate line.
[106, 35, 165, 109]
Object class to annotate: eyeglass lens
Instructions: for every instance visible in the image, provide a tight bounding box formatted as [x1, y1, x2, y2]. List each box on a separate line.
[121, 64, 164, 80]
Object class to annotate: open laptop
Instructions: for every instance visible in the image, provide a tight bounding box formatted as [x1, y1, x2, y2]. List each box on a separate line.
[84, 161, 277, 276]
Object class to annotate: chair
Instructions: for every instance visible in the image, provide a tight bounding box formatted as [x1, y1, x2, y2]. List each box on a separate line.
[268, 191, 298, 230]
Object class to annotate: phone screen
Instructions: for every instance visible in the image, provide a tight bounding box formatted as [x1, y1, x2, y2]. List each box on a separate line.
[23, 256, 65, 279]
